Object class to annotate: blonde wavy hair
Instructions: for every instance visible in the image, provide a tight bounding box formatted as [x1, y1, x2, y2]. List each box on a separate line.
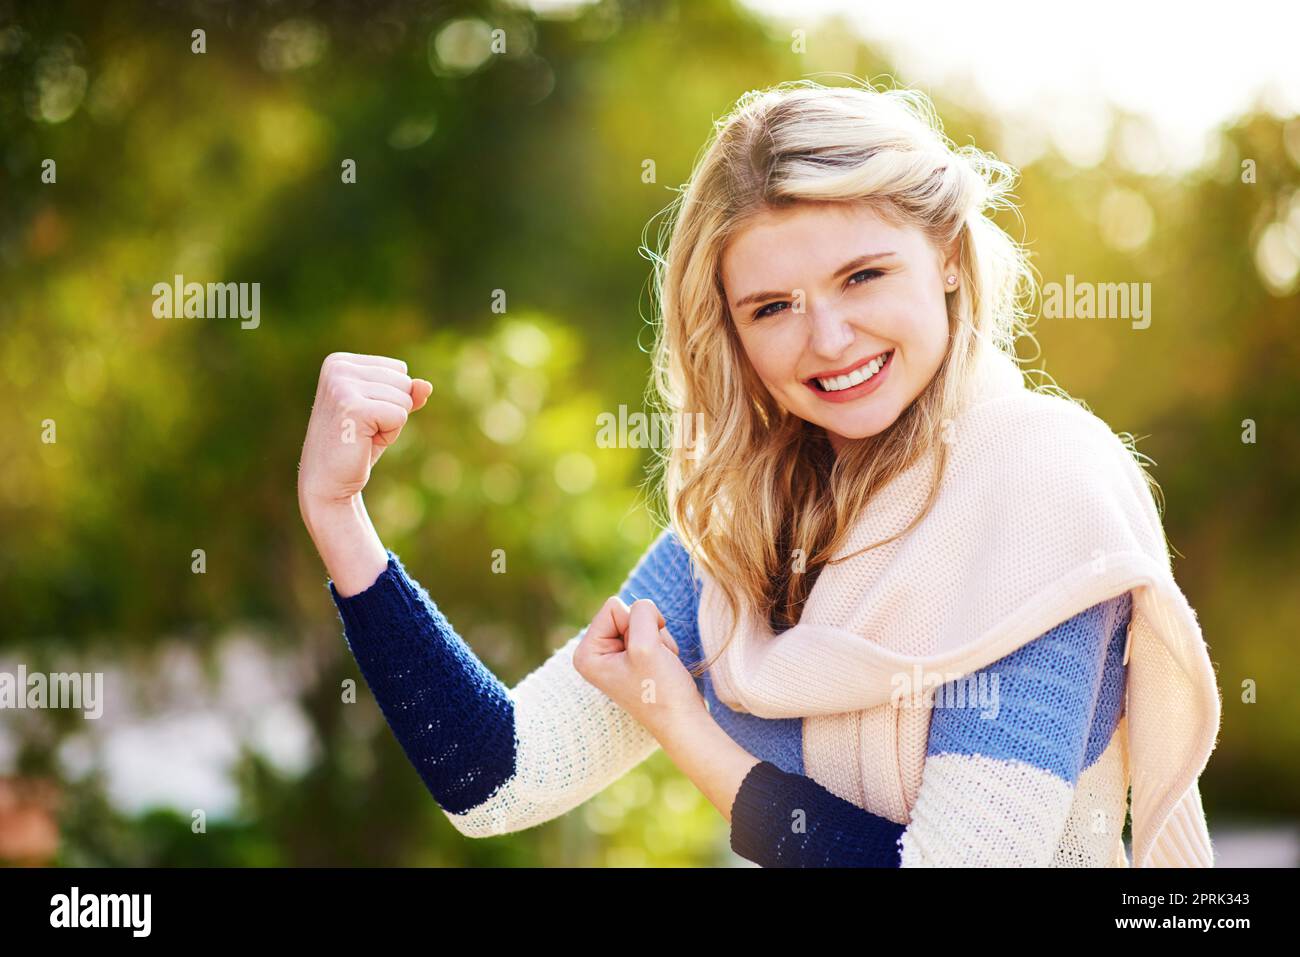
[641, 78, 1038, 677]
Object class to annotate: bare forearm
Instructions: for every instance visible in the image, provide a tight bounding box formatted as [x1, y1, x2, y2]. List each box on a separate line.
[654, 709, 761, 824]
[300, 493, 389, 597]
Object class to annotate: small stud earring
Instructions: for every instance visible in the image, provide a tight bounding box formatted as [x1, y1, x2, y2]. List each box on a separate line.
[945, 275, 958, 286]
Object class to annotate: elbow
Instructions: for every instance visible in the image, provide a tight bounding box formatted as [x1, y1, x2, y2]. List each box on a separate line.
[441, 803, 516, 839]
[437, 781, 544, 840]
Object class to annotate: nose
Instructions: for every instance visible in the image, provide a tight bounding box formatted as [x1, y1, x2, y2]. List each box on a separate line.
[806, 297, 857, 359]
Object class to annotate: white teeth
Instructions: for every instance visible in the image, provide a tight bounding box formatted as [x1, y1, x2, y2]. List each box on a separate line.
[816, 353, 890, 392]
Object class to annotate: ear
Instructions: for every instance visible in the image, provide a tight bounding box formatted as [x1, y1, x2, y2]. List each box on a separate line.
[940, 239, 961, 289]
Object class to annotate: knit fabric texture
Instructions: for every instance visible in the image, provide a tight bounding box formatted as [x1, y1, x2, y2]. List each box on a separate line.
[330, 527, 1132, 866]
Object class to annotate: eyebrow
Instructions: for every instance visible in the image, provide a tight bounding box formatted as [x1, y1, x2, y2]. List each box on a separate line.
[732, 251, 897, 310]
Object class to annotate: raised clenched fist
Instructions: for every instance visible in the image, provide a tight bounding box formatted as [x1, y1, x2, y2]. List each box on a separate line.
[297, 352, 433, 514]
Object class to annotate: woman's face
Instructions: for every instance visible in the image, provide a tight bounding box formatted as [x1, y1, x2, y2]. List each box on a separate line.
[721, 201, 958, 453]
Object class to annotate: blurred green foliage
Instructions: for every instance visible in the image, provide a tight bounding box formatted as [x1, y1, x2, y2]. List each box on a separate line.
[0, 0, 1297, 864]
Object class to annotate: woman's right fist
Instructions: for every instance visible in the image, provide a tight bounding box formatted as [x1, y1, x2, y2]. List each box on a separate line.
[297, 352, 433, 513]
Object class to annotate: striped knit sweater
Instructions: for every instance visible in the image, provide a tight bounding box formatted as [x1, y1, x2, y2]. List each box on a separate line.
[328, 526, 1132, 866]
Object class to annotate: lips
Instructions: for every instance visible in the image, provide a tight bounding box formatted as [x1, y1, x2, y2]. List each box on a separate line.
[803, 349, 895, 403]
[803, 349, 893, 384]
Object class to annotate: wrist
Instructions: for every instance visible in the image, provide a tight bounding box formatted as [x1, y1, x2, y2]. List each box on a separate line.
[300, 489, 362, 539]
[300, 492, 390, 597]
[652, 700, 713, 748]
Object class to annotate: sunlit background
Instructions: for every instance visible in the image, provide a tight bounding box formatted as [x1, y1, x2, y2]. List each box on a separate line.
[1, 0, 1298, 866]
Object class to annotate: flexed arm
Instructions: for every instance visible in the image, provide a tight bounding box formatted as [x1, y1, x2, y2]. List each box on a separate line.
[328, 529, 702, 837]
[297, 349, 706, 838]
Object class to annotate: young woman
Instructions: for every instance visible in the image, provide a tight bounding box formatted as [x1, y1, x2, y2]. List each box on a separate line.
[297, 80, 1221, 867]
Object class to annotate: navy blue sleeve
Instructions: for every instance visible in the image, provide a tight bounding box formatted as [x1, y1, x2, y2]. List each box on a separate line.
[329, 552, 516, 815]
[729, 760, 907, 867]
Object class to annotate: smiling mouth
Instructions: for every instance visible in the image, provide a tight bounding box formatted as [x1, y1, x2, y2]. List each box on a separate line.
[807, 350, 894, 392]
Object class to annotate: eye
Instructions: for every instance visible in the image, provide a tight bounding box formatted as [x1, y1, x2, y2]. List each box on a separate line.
[847, 267, 884, 288]
[751, 268, 883, 321]
[753, 300, 789, 320]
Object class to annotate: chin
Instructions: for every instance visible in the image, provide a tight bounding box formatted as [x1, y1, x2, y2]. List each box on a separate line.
[819, 407, 903, 441]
